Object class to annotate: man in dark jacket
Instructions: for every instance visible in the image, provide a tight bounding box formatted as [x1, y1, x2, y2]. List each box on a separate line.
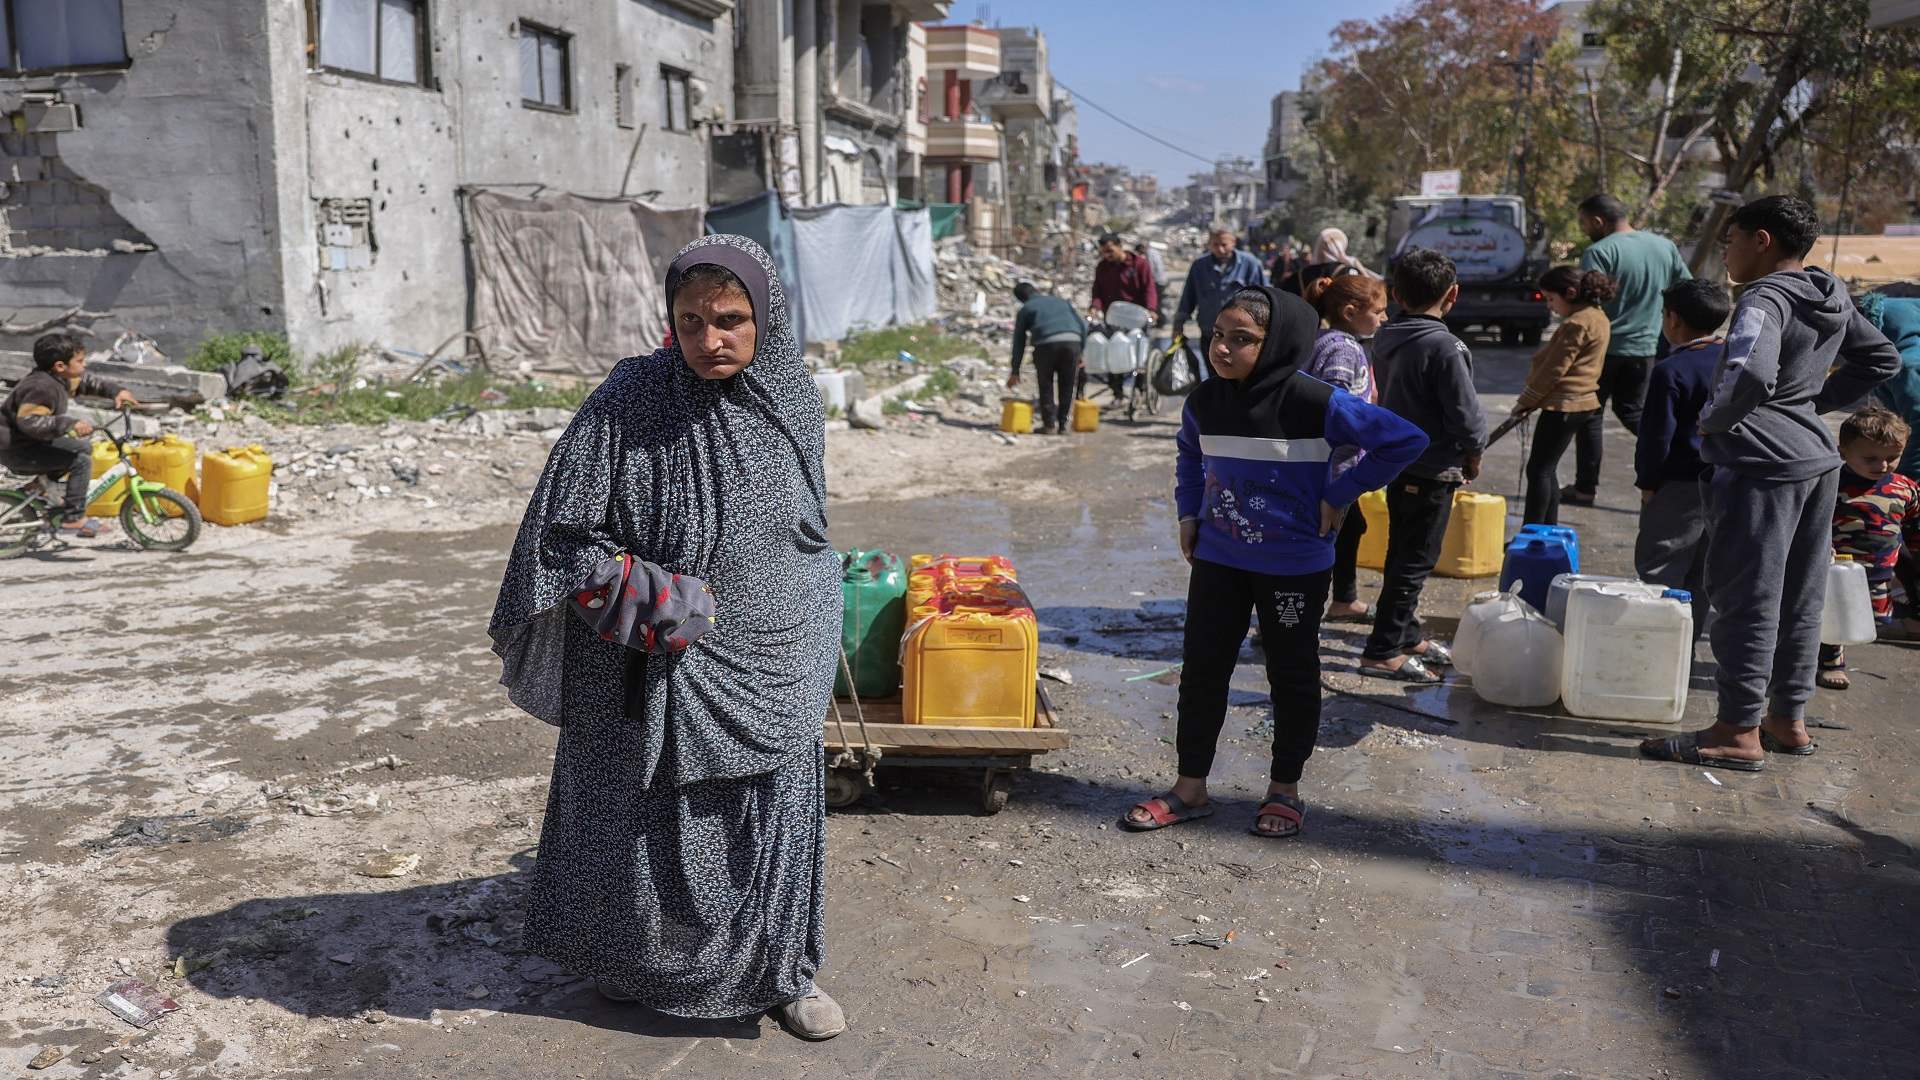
[1, 332, 137, 533]
[1361, 249, 1486, 683]
[1007, 281, 1089, 435]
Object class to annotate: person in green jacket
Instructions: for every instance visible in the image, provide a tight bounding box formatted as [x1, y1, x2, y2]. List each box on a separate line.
[1006, 281, 1088, 435]
[1564, 194, 1692, 505]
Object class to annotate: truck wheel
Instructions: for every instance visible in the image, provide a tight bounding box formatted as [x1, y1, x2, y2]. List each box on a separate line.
[1521, 326, 1543, 347]
[1501, 325, 1523, 347]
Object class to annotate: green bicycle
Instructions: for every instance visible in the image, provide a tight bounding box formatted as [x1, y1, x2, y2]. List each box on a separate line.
[0, 407, 202, 559]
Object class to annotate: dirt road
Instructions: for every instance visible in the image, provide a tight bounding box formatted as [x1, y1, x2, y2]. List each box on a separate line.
[3, 345, 1916, 1079]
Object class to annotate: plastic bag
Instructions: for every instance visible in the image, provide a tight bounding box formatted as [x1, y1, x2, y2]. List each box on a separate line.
[1152, 339, 1197, 396]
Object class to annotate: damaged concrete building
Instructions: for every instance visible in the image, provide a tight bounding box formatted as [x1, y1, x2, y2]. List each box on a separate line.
[1, 0, 734, 364]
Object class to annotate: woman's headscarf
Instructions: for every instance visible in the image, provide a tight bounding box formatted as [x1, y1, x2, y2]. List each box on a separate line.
[1311, 227, 1375, 278]
[488, 234, 841, 789]
[1192, 284, 1332, 438]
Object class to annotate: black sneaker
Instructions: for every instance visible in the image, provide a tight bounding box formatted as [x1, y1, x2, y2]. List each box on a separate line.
[1559, 485, 1596, 506]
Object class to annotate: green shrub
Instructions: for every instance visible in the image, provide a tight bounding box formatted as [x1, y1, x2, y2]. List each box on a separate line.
[184, 331, 294, 374]
[839, 324, 977, 369]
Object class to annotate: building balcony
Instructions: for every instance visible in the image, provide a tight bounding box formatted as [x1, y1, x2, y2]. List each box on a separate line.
[977, 70, 1049, 119]
[925, 25, 1001, 80]
[925, 117, 999, 163]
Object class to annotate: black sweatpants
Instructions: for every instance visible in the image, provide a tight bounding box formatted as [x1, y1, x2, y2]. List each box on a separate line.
[1330, 507, 1367, 604]
[1572, 354, 1652, 493]
[0, 436, 92, 515]
[1364, 474, 1457, 660]
[1523, 408, 1596, 524]
[1031, 341, 1080, 431]
[1177, 557, 1332, 784]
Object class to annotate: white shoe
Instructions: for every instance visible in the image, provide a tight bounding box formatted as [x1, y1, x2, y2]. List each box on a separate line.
[777, 988, 846, 1040]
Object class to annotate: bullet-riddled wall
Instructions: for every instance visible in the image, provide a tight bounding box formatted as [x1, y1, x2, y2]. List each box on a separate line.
[0, 3, 286, 357]
[1, 0, 731, 362]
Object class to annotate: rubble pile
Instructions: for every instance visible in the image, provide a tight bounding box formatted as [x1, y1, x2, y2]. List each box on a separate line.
[161, 402, 574, 521]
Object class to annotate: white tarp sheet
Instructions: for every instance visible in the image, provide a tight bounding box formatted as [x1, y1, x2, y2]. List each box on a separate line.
[790, 204, 937, 343]
[466, 191, 702, 375]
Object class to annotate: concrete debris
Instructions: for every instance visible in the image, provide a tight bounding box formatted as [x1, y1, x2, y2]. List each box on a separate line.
[0, 352, 224, 407]
[356, 851, 421, 878]
[27, 1046, 66, 1070]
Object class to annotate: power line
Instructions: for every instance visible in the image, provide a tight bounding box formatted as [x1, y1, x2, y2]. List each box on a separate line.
[1054, 79, 1221, 167]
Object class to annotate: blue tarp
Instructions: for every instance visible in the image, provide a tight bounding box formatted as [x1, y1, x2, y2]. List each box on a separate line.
[705, 191, 807, 349]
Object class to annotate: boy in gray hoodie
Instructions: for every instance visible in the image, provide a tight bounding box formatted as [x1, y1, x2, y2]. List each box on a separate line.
[1642, 196, 1899, 771]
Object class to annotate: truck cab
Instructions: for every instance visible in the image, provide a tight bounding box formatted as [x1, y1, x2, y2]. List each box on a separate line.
[1384, 194, 1548, 346]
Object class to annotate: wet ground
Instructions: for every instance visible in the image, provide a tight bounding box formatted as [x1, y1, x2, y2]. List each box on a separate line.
[2, 343, 1916, 1079]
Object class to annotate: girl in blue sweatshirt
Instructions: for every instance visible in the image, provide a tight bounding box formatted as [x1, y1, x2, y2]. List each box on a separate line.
[1122, 286, 1427, 839]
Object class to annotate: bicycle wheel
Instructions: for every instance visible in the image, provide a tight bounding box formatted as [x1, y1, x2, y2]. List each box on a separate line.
[1140, 354, 1164, 417]
[120, 488, 202, 551]
[0, 490, 47, 560]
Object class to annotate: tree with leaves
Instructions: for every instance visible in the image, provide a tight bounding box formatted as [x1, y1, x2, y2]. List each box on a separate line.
[1587, 0, 1920, 273]
[1308, 0, 1591, 248]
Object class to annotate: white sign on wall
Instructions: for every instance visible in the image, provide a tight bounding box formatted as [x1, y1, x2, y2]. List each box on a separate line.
[1420, 169, 1462, 197]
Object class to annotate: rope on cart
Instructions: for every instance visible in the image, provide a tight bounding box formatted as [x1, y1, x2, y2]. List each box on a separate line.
[831, 647, 881, 786]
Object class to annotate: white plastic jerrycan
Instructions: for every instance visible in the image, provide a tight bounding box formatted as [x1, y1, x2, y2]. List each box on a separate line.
[1560, 584, 1694, 722]
[1820, 555, 1877, 646]
[1464, 590, 1564, 708]
[1545, 573, 1662, 632]
[1451, 591, 1504, 678]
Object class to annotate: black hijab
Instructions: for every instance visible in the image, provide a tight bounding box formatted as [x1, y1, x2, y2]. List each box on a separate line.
[1192, 284, 1333, 439]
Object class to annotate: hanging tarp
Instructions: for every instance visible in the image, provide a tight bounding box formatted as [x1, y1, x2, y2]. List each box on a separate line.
[789, 204, 938, 343]
[926, 203, 965, 240]
[466, 190, 698, 375]
[706, 191, 807, 348]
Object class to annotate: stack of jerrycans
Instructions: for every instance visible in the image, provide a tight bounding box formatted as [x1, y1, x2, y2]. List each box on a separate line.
[900, 555, 1039, 727]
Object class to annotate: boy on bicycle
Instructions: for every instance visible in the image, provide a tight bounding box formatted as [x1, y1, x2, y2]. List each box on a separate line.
[0, 331, 140, 537]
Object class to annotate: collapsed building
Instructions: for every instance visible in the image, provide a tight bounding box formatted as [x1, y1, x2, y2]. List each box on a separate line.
[0, 0, 732, 367]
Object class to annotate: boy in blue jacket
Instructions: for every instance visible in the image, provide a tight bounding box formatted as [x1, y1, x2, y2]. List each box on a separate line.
[1122, 285, 1427, 839]
[1632, 279, 1732, 631]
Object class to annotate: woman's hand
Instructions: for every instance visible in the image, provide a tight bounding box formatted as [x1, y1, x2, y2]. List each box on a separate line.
[1178, 518, 1199, 563]
[1319, 500, 1347, 537]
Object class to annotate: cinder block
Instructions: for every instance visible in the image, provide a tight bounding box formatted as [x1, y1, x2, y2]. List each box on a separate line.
[47, 182, 73, 206]
[56, 203, 102, 227]
[1, 157, 43, 182]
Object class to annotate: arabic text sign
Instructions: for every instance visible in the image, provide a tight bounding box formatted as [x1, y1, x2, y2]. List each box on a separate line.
[1405, 217, 1528, 282]
[1420, 170, 1462, 197]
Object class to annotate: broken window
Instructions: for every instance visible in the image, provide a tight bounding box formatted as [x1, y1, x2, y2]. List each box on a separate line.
[519, 21, 570, 111]
[1, 0, 128, 73]
[615, 64, 633, 128]
[660, 66, 690, 131]
[311, 0, 427, 86]
[317, 197, 375, 271]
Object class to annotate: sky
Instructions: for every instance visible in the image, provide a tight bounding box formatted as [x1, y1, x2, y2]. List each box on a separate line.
[969, 0, 1408, 183]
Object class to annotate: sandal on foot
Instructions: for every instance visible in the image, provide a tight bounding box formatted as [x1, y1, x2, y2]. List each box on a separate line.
[1250, 794, 1305, 838]
[1638, 731, 1764, 772]
[1408, 640, 1454, 667]
[1326, 603, 1375, 624]
[1359, 655, 1443, 684]
[1815, 666, 1849, 691]
[1759, 730, 1815, 756]
[1120, 791, 1214, 832]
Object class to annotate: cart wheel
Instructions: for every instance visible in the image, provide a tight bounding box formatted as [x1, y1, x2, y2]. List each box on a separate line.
[979, 770, 1012, 815]
[826, 768, 869, 809]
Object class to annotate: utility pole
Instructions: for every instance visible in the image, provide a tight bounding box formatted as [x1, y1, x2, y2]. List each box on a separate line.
[1498, 37, 1543, 206]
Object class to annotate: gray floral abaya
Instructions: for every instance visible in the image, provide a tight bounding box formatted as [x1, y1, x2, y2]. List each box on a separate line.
[488, 235, 840, 1018]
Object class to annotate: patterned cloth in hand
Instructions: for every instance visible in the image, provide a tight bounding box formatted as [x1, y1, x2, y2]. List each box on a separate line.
[570, 553, 716, 652]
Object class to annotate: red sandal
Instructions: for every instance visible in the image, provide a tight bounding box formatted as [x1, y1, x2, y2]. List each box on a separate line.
[1251, 794, 1305, 838]
[1119, 792, 1214, 831]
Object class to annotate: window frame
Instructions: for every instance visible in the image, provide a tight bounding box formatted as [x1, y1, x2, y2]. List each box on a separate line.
[0, 0, 132, 76]
[659, 64, 691, 132]
[615, 63, 633, 129]
[519, 20, 573, 113]
[305, 0, 432, 90]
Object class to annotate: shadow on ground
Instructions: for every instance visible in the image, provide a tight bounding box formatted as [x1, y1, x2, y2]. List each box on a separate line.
[166, 775, 1919, 1079]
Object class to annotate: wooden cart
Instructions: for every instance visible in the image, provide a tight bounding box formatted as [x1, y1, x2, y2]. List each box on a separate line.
[823, 685, 1068, 814]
